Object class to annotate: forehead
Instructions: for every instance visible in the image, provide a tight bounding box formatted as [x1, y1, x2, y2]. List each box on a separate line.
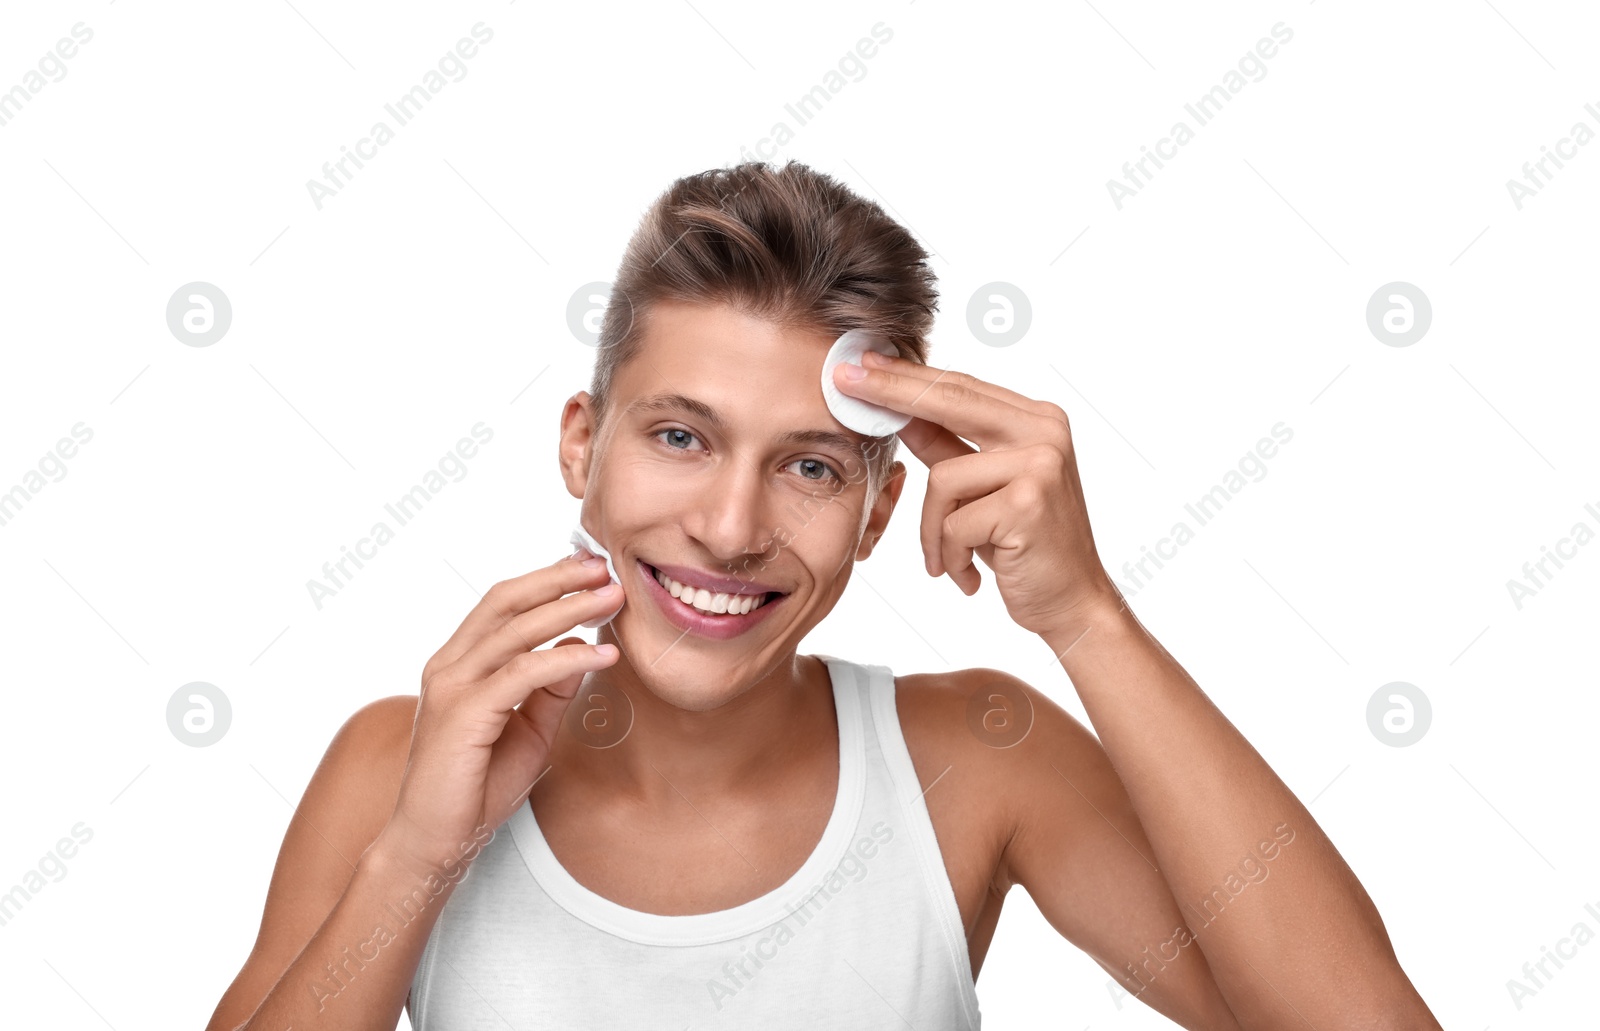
[613, 299, 848, 428]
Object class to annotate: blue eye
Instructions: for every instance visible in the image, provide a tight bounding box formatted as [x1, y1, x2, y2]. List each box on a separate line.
[655, 428, 843, 485]
[789, 458, 843, 483]
[656, 428, 703, 451]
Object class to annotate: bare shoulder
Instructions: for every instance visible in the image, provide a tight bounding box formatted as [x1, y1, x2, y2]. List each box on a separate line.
[893, 673, 1250, 1027]
[886, 669, 1033, 883]
[318, 693, 418, 784]
[259, 684, 418, 888]
[890, 666, 1102, 890]
[891, 664, 1084, 775]
[263, 690, 419, 890]
[879, 665, 1103, 959]
[296, 692, 419, 828]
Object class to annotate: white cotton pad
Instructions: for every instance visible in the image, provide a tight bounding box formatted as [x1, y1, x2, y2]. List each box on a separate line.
[820, 329, 912, 438]
[570, 524, 622, 628]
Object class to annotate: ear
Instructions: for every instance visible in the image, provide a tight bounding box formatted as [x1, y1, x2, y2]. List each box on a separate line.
[855, 460, 907, 561]
[557, 391, 600, 500]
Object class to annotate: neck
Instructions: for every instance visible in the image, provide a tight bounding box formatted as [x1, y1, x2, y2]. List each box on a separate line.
[549, 647, 835, 809]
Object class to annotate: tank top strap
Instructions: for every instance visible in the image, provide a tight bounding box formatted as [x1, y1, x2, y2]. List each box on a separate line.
[828, 653, 983, 1030]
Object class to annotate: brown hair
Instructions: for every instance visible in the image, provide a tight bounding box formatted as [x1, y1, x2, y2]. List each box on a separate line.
[588, 159, 938, 491]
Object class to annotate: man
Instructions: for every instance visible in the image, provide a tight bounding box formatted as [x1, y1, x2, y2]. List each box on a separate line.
[206, 161, 1442, 1029]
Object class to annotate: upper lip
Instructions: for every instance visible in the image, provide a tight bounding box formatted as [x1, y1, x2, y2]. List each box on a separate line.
[644, 559, 786, 597]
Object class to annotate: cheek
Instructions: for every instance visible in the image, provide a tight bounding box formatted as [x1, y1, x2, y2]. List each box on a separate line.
[787, 510, 869, 575]
[604, 448, 689, 496]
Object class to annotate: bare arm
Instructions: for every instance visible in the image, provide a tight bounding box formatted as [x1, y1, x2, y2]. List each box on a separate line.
[228, 833, 462, 1031]
[205, 551, 622, 1030]
[1037, 599, 1441, 1028]
[967, 670, 1245, 1029]
[828, 348, 1441, 1028]
[203, 695, 428, 1031]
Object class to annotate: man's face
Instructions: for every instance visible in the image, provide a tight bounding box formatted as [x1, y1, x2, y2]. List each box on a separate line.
[559, 299, 904, 711]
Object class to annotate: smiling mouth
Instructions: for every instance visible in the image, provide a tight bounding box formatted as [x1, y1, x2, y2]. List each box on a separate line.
[643, 563, 783, 617]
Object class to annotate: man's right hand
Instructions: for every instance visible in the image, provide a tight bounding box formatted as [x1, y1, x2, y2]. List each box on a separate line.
[379, 548, 624, 875]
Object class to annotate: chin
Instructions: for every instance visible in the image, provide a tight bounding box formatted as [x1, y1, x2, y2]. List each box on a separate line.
[647, 678, 749, 714]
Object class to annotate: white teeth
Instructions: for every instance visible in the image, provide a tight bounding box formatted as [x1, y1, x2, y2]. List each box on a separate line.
[652, 567, 770, 617]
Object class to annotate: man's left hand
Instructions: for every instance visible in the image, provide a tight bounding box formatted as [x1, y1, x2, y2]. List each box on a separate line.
[834, 350, 1121, 638]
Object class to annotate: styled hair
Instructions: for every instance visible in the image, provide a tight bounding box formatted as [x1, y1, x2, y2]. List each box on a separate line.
[588, 159, 939, 491]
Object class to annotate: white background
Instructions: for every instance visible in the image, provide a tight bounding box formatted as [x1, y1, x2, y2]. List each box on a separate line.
[1, 0, 1596, 1027]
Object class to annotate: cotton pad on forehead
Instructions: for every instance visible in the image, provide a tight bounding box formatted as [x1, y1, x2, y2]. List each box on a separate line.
[820, 329, 912, 438]
[570, 524, 621, 628]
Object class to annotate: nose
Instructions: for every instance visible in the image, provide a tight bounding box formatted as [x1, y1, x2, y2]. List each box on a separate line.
[679, 456, 779, 568]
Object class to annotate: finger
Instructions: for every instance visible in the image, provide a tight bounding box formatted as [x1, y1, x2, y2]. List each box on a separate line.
[518, 636, 594, 714]
[832, 358, 1039, 452]
[488, 644, 615, 810]
[484, 711, 548, 814]
[505, 635, 593, 740]
[940, 488, 1031, 596]
[860, 350, 1055, 414]
[448, 582, 624, 686]
[431, 552, 614, 672]
[471, 639, 618, 722]
[920, 448, 1035, 577]
[894, 415, 977, 471]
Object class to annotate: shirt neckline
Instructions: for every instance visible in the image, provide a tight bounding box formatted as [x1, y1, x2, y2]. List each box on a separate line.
[508, 653, 868, 946]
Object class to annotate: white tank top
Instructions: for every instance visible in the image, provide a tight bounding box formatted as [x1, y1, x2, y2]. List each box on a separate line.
[407, 653, 983, 1029]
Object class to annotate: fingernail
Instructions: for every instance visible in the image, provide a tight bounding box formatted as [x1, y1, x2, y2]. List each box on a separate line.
[582, 556, 607, 569]
[862, 350, 891, 365]
[840, 362, 867, 381]
[595, 583, 620, 597]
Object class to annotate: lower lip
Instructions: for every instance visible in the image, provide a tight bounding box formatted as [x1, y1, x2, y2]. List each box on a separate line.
[636, 559, 786, 641]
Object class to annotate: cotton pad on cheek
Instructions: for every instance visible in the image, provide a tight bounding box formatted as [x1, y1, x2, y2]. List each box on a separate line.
[820, 329, 912, 438]
[570, 524, 622, 629]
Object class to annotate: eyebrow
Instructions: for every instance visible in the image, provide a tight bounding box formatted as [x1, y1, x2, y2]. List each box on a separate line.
[623, 393, 865, 453]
